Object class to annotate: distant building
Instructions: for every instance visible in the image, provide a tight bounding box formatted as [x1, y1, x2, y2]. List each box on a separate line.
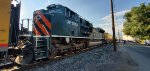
[123, 35, 139, 41]
[123, 35, 134, 41]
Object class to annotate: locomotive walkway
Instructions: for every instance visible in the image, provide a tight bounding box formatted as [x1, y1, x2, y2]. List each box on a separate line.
[17, 43, 140, 71]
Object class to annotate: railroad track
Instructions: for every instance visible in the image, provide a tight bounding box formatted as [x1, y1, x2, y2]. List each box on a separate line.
[0, 44, 106, 71]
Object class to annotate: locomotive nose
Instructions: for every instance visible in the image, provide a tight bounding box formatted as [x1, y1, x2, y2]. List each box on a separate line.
[33, 10, 51, 36]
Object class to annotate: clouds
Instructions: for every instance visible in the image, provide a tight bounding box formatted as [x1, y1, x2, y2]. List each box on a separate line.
[101, 9, 130, 23]
[97, 9, 130, 36]
[42, 0, 51, 8]
[115, 9, 130, 17]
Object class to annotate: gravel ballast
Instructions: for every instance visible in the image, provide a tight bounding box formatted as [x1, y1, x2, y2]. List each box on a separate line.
[19, 44, 138, 71]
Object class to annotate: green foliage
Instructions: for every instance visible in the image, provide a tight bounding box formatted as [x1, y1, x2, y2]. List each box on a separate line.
[123, 3, 150, 39]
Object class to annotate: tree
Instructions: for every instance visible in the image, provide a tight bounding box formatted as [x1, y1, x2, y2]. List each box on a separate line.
[123, 3, 150, 39]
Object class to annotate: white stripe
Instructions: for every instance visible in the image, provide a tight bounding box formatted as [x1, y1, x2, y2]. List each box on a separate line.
[52, 35, 89, 39]
[33, 36, 50, 37]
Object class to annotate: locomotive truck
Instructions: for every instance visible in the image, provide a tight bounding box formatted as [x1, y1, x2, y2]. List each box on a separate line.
[0, 0, 105, 66]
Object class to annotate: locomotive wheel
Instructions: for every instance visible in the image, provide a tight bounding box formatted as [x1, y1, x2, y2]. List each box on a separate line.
[15, 42, 34, 65]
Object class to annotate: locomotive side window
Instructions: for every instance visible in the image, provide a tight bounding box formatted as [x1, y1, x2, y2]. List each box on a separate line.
[65, 8, 70, 17]
[80, 18, 82, 23]
[70, 11, 75, 20]
[65, 8, 76, 20]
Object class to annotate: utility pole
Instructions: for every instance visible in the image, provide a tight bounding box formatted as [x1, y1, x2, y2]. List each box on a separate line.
[110, 0, 117, 51]
[118, 29, 120, 42]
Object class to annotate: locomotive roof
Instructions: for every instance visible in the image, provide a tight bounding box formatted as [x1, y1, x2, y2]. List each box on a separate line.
[47, 4, 93, 24]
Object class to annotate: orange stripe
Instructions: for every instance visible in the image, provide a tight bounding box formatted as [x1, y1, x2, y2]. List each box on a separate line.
[33, 27, 40, 35]
[36, 11, 51, 29]
[0, 44, 8, 47]
[36, 20, 49, 35]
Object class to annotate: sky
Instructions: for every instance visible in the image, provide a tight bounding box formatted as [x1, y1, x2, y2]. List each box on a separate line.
[13, 0, 150, 36]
